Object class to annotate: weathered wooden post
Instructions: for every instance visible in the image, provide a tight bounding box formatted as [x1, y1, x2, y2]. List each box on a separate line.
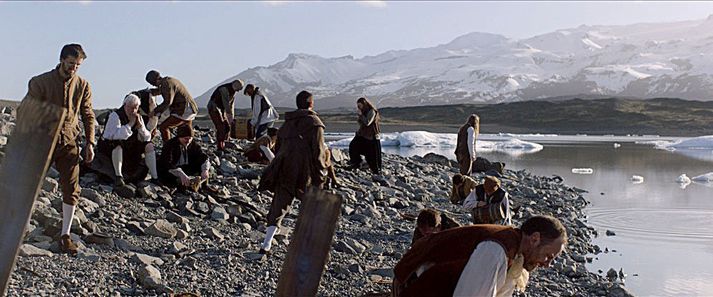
[0, 99, 65, 296]
[276, 188, 343, 297]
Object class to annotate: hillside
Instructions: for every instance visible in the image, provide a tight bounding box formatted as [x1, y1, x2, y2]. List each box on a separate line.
[319, 98, 713, 136]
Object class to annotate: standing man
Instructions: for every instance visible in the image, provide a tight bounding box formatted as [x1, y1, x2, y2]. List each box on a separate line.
[393, 215, 568, 297]
[455, 114, 479, 175]
[23, 44, 96, 255]
[207, 79, 243, 151]
[257, 90, 326, 255]
[243, 84, 279, 139]
[145, 70, 198, 142]
[348, 97, 382, 174]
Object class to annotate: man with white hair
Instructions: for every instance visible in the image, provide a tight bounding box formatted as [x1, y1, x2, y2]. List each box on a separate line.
[97, 93, 159, 186]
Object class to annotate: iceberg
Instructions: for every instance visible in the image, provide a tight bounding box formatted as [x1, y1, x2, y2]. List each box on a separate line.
[691, 172, 713, 183]
[328, 131, 543, 156]
[676, 174, 691, 189]
[665, 136, 713, 150]
[571, 168, 594, 174]
[631, 175, 644, 184]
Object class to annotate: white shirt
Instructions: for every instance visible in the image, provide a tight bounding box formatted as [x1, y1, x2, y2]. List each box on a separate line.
[453, 241, 517, 297]
[250, 92, 279, 127]
[102, 111, 151, 142]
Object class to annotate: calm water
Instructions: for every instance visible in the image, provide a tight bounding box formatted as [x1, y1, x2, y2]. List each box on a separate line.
[381, 141, 713, 296]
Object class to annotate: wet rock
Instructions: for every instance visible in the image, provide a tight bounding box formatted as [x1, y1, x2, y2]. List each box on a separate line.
[606, 230, 616, 236]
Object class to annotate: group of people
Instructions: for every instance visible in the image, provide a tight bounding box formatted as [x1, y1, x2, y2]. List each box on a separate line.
[24, 43, 566, 297]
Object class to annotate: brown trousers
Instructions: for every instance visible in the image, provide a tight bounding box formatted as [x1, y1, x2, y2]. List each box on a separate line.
[159, 115, 192, 143]
[456, 155, 472, 175]
[266, 185, 304, 227]
[208, 106, 229, 150]
[53, 142, 80, 205]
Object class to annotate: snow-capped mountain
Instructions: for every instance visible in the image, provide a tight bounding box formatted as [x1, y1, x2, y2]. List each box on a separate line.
[198, 16, 713, 109]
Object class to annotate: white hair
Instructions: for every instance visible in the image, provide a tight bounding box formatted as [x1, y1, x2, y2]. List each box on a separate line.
[123, 94, 140, 107]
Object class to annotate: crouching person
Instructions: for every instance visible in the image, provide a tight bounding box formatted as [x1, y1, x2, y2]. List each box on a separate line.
[97, 93, 159, 186]
[463, 176, 511, 225]
[244, 127, 278, 164]
[158, 125, 211, 192]
[411, 208, 461, 246]
[450, 173, 477, 205]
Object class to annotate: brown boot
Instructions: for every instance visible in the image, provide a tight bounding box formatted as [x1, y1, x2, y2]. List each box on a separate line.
[60, 234, 78, 255]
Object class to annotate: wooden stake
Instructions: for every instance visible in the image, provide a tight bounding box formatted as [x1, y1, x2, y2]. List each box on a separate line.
[0, 99, 65, 296]
[276, 188, 342, 297]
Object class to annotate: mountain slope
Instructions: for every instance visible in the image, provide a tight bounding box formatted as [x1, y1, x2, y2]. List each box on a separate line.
[198, 16, 713, 109]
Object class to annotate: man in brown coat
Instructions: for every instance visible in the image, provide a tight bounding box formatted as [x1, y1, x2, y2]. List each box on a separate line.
[257, 90, 327, 254]
[449, 173, 477, 205]
[145, 70, 198, 142]
[454, 114, 479, 175]
[23, 44, 96, 255]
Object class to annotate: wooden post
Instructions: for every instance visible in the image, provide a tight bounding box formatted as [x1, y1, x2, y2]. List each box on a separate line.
[0, 99, 65, 296]
[276, 188, 343, 297]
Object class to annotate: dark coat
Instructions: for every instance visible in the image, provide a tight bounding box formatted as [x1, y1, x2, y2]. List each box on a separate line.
[259, 109, 326, 194]
[158, 137, 208, 176]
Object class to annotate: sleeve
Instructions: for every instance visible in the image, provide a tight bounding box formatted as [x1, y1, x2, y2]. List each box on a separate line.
[462, 191, 478, 211]
[136, 117, 151, 142]
[220, 87, 234, 121]
[25, 78, 42, 101]
[501, 192, 512, 225]
[154, 81, 174, 114]
[313, 126, 327, 171]
[450, 185, 460, 204]
[102, 112, 132, 140]
[260, 145, 275, 161]
[363, 109, 376, 126]
[169, 167, 187, 178]
[81, 83, 96, 145]
[467, 126, 475, 159]
[453, 241, 508, 297]
[250, 96, 261, 126]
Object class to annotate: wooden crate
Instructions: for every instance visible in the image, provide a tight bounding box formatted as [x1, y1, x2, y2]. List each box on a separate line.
[232, 117, 253, 140]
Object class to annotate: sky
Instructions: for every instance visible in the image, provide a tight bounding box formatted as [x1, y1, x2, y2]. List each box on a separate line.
[2, 1, 713, 108]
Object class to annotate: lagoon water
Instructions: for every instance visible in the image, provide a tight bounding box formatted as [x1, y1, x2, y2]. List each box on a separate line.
[330, 133, 713, 296]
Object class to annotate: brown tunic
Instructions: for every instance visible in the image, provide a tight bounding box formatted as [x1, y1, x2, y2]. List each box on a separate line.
[24, 65, 95, 145]
[258, 109, 327, 194]
[356, 108, 380, 140]
[154, 77, 198, 117]
[393, 225, 522, 297]
[449, 175, 477, 205]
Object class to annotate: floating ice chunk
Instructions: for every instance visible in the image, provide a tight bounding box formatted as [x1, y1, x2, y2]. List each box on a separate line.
[613, 143, 621, 148]
[631, 175, 644, 184]
[676, 174, 691, 184]
[665, 136, 713, 150]
[571, 168, 594, 174]
[691, 172, 713, 182]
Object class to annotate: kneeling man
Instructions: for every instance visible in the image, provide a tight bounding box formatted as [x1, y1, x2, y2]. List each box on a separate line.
[158, 125, 211, 191]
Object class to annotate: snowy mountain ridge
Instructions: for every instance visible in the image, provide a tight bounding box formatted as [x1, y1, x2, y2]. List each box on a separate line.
[198, 16, 713, 109]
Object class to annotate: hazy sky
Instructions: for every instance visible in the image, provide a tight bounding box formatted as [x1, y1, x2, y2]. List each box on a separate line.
[2, 1, 713, 108]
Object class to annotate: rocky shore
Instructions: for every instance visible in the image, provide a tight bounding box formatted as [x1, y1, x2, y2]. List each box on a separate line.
[0, 109, 634, 296]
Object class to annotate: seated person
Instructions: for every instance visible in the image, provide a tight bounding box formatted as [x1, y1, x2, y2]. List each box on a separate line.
[244, 127, 278, 164]
[158, 125, 211, 192]
[450, 173, 477, 205]
[463, 176, 511, 225]
[411, 208, 461, 246]
[96, 94, 159, 186]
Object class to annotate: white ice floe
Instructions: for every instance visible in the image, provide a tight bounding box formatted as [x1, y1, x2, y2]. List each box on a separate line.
[631, 175, 645, 184]
[571, 168, 594, 174]
[676, 174, 691, 189]
[328, 131, 544, 155]
[676, 174, 692, 184]
[613, 143, 621, 148]
[691, 172, 713, 183]
[664, 136, 713, 150]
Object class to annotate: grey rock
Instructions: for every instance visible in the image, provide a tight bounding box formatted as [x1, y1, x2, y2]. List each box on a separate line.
[114, 184, 136, 198]
[77, 249, 101, 262]
[19, 244, 53, 257]
[203, 227, 224, 241]
[137, 265, 163, 289]
[606, 230, 616, 236]
[608, 283, 635, 297]
[131, 253, 165, 266]
[165, 211, 188, 224]
[145, 220, 177, 239]
[42, 177, 58, 193]
[175, 229, 189, 239]
[211, 206, 230, 221]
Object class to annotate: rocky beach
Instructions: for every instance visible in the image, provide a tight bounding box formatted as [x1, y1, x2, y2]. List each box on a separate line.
[0, 108, 633, 297]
